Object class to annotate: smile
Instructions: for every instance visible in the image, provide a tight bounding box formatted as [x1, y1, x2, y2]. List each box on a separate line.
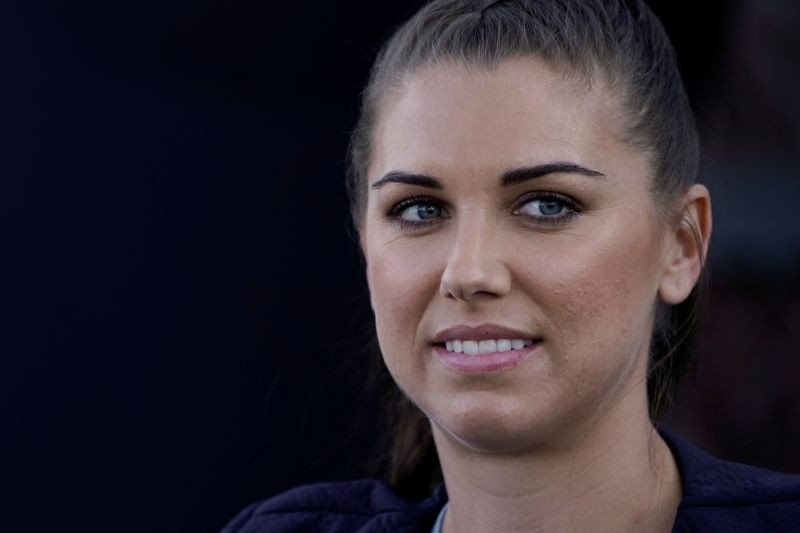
[443, 339, 535, 355]
[432, 324, 541, 370]
[433, 340, 541, 373]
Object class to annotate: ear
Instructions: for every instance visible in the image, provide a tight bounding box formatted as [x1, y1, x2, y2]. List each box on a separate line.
[658, 184, 713, 305]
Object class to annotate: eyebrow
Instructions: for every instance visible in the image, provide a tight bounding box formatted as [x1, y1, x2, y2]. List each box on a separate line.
[370, 162, 605, 190]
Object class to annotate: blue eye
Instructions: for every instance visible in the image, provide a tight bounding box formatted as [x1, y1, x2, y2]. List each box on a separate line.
[399, 203, 442, 221]
[388, 196, 448, 230]
[523, 198, 565, 216]
[516, 194, 579, 224]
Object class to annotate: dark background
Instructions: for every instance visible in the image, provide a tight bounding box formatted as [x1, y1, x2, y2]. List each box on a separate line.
[2, 1, 798, 531]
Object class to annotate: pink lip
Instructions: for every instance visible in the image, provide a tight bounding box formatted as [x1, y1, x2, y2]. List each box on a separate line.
[432, 323, 538, 343]
[433, 341, 541, 372]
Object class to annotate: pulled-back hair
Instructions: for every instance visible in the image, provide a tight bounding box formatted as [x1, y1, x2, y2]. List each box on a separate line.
[347, 0, 704, 497]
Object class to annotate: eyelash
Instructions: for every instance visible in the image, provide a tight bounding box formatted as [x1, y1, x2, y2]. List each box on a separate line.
[387, 195, 446, 231]
[386, 192, 581, 231]
[516, 192, 582, 225]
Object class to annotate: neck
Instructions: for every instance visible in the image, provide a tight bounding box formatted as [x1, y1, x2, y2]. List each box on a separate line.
[433, 391, 681, 533]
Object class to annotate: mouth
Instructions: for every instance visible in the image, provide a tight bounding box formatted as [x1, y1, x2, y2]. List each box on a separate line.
[432, 338, 542, 372]
[435, 338, 537, 355]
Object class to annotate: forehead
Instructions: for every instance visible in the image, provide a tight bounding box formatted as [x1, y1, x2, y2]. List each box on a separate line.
[368, 58, 630, 183]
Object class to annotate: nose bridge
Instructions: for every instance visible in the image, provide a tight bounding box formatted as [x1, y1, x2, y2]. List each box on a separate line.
[440, 206, 510, 301]
[452, 206, 493, 261]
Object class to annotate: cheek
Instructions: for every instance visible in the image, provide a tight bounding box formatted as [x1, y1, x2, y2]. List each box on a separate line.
[519, 217, 661, 371]
[366, 238, 441, 369]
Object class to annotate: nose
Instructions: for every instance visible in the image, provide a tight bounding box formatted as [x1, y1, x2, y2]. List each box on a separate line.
[439, 209, 512, 302]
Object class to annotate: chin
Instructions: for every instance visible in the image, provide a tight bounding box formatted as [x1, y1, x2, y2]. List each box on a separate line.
[428, 392, 569, 454]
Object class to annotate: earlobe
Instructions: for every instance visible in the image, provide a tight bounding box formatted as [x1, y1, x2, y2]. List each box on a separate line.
[658, 184, 713, 305]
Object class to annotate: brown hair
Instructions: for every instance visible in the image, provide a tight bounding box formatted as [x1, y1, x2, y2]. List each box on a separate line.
[347, 0, 705, 497]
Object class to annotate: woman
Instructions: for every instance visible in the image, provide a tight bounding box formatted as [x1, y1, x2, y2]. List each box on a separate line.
[224, 1, 800, 531]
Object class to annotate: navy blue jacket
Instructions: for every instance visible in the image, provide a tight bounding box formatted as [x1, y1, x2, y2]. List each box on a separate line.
[223, 429, 800, 532]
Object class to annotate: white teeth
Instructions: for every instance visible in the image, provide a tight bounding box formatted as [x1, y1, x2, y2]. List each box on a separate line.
[444, 338, 535, 354]
[496, 339, 511, 352]
[463, 340, 479, 355]
[478, 340, 497, 355]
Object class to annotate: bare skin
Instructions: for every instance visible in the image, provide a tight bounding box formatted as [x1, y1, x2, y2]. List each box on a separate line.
[433, 371, 681, 532]
[359, 58, 711, 532]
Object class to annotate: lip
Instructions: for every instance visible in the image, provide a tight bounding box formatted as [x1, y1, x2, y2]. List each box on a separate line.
[432, 323, 538, 344]
[433, 341, 541, 372]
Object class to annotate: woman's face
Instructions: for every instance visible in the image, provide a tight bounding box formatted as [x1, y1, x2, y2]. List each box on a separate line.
[360, 58, 671, 452]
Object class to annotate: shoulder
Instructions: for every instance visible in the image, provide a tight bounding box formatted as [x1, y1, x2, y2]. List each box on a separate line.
[660, 426, 800, 532]
[221, 479, 446, 533]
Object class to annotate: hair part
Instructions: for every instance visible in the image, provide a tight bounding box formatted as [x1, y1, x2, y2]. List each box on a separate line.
[348, 0, 704, 497]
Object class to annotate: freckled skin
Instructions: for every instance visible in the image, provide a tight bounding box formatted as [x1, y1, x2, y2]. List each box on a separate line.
[361, 58, 670, 454]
